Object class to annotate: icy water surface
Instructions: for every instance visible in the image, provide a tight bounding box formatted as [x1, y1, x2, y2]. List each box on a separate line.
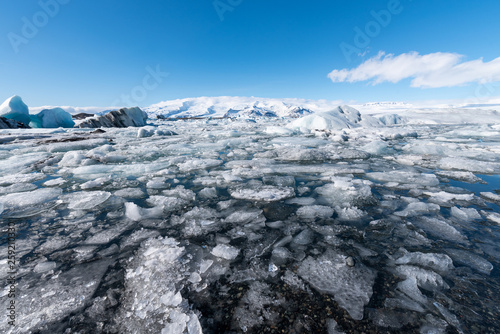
[1, 119, 499, 333]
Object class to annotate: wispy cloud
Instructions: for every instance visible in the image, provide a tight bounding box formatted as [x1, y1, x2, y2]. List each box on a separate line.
[328, 51, 500, 88]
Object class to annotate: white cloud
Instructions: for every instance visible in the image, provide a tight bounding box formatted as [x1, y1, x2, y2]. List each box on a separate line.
[328, 51, 500, 88]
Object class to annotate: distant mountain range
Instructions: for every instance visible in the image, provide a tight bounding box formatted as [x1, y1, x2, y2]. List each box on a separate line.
[144, 96, 343, 119]
[26, 96, 500, 121]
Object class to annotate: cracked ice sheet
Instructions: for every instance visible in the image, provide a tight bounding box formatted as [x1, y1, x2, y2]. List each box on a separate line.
[1, 259, 112, 334]
[1, 115, 500, 333]
[0, 188, 62, 218]
[68, 159, 173, 179]
[0, 152, 51, 177]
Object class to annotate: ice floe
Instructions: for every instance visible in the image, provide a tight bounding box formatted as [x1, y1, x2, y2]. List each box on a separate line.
[298, 250, 376, 320]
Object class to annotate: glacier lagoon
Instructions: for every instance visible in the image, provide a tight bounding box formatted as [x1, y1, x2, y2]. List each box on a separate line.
[1, 106, 500, 334]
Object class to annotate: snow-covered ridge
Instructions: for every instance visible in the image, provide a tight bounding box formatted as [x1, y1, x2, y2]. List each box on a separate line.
[145, 96, 500, 125]
[144, 96, 344, 119]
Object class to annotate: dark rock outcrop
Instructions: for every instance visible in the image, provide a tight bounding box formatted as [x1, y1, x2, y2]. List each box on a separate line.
[72, 113, 95, 120]
[0, 116, 31, 129]
[77, 107, 148, 128]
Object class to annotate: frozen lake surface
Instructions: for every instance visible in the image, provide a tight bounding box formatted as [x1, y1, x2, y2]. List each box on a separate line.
[1, 113, 500, 333]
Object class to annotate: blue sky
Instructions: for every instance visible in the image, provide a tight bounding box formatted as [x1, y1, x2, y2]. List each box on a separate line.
[1, 0, 500, 107]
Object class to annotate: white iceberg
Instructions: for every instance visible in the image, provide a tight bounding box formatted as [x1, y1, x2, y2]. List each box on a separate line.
[287, 105, 382, 133]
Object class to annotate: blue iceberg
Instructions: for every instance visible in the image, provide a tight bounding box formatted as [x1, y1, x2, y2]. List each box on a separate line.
[0, 95, 31, 125]
[29, 108, 75, 128]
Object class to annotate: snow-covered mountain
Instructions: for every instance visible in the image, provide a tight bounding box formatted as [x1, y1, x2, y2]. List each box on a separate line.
[144, 96, 500, 126]
[144, 96, 343, 119]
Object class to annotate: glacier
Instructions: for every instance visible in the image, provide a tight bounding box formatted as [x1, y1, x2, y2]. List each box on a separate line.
[0, 98, 500, 334]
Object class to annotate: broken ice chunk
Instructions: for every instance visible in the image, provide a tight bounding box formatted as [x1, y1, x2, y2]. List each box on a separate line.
[224, 208, 265, 224]
[0, 172, 46, 186]
[394, 251, 454, 274]
[161, 309, 189, 333]
[85, 222, 133, 245]
[435, 170, 484, 184]
[293, 228, 315, 245]
[480, 192, 500, 204]
[177, 158, 222, 172]
[162, 186, 196, 201]
[413, 217, 469, 245]
[271, 247, 293, 265]
[394, 202, 440, 217]
[0, 183, 37, 195]
[264, 126, 295, 136]
[114, 187, 146, 199]
[296, 205, 334, 220]
[137, 127, 154, 138]
[33, 261, 57, 273]
[232, 281, 282, 330]
[80, 176, 113, 190]
[124, 202, 164, 221]
[433, 302, 464, 334]
[187, 314, 203, 334]
[336, 206, 366, 221]
[439, 157, 499, 174]
[384, 292, 425, 313]
[361, 140, 389, 156]
[419, 314, 449, 334]
[297, 249, 376, 320]
[59, 151, 87, 166]
[315, 177, 373, 208]
[286, 197, 316, 206]
[120, 228, 160, 249]
[177, 207, 220, 236]
[160, 291, 183, 307]
[262, 175, 295, 187]
[199, 259, 213, 274]
[198, 187, 217, 199]
[229, 185, 295, 202]
[327, 319, 345, 334]
[367, 171, 439, 187]
[42, 177, 66, 187]
[423, 191, 474, 204]
[146, 177, 169, 189]
[445, 248, 493, 275]
[211, 244, 240, 260]
[62, 191, 111, 210]
[395, 265, 448, 290]
[450, 207, 481, 221]
[482, 211, 500, 225]
[0, 188, 62, 218]
[146, 196, 186, 212]
[188, 272, 202, 284]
